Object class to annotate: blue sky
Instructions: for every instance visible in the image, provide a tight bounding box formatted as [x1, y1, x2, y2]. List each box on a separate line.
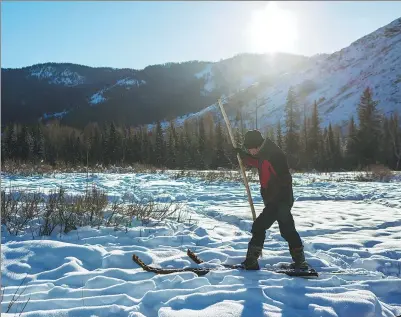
[2, 1, 401, 69]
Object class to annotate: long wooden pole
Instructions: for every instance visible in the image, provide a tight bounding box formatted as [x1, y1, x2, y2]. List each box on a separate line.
[218, 99, 257, 221]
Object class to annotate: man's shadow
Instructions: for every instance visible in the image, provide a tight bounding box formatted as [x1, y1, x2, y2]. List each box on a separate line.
[241, 283, 310, 317]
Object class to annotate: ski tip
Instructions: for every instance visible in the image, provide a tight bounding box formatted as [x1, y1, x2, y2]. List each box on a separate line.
[132, 254, 145, 268]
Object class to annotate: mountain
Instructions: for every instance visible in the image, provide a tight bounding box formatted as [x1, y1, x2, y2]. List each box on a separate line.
[1, 54, 307, 128]
[164, 17, 401, 132]
[2, 18, 400, 131]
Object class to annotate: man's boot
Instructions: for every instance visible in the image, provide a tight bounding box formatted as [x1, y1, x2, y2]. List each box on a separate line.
[241, 245, 262, 270]
[289, 246, 309, 270]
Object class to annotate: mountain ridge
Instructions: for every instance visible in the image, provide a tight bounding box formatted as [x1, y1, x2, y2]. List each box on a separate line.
[167, 17, 401, 132]
[1, 17, 400, 131]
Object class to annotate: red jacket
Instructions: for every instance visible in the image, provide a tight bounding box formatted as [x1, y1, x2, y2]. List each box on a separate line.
[240, 138, 294, 206]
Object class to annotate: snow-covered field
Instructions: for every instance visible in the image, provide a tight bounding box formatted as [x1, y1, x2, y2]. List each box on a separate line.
[1, 171, 401, 317]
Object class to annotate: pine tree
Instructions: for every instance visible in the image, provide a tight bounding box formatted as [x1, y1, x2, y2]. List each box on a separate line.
[212, 121, 227, 169]
[183, 121, 195, 169]
[389, 112, 401, 170]
[334, 126, 343, 169]
[83, 123, 102, 165]
[234, 109, 243, 145]
[345, 116, 359, 169]
[74, 135, 83, 164]
[44, 128, 57, 166]
[132, 130, 142, 163]
[357, 87, 382, 166]
[34, 125, 46, 163]
[3, 124, 18, 160]
[1, 130, 8, 161]
[102, 124, 110, 165]
[166, 121, 177, 169]
[203, 113, 216, 168]
[67, 131, 78, 164]
[380, 116, 393, 168]
[155, 120, 166, 167]
[123, 127, 133, 164]
[267, 126, 275, 143]
[300, 112, 309, 169]
[121, 127, 128, 166]
[167, 130, 175, 169]
[177, 131, 187, 169]
[198, 117, 206, 169]
[18, 125, 34, 161]
[326, 124, 336, 170]
[276, 121, 283, 149]
[140, 127, 152, 165]
[107, 122, 121, 164]
[309, 101, 322, 169]
[321, 127, 329, 171]
[284, 87, 300, 168]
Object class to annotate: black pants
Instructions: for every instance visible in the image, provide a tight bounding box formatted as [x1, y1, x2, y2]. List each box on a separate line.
[249, 202, 302, 249]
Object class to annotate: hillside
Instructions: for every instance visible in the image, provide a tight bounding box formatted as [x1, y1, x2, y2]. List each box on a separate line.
[1, 18, 400, 131]
[165, 17, 401, 131]
[1, 54, 307, 128]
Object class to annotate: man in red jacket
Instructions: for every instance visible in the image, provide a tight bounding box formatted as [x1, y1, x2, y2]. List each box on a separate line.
[235, 130, 309, 270]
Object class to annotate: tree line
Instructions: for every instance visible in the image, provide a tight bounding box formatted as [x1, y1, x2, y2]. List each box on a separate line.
[2, 87, 400, 171]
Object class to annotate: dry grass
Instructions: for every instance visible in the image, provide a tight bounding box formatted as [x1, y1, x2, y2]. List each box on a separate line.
[355, 164, 395, 182]
[1, 184, 187, 237]
[0, 276, 31, 316]
[170, 169, 259, 184]
[1, 160, 168, 176]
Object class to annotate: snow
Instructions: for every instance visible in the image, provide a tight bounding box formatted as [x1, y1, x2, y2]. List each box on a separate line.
[195, 63, 216, 95]
[42, 110, 69, 120]
[90, 91, 107, 105]
[29, 66, 85, 86]
[1, 171, 401, 316]
[195, 64, 213, 79]
[146, 103, 220, 131]
[30, 66, 55, 79]
[89, 78, 146, 105]
[161, 18, 401, 131]
[244, 18, 401, 128]
[116, 78, 146, 87]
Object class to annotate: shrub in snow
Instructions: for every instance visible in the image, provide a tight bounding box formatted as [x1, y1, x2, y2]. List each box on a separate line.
[356, 164, 394, 182]
[1, 184, 187, 238]
[1, 191, 42, 236]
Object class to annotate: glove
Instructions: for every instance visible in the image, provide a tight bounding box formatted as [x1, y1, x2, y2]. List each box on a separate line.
[233, 146, 241, 153]
[233, 146, 247, 158]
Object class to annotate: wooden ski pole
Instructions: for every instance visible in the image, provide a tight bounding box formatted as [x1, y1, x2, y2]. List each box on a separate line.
[218, 98, 257, 221]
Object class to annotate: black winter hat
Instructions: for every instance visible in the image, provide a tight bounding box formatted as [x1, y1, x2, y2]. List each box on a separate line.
[243, 130, 264, 149]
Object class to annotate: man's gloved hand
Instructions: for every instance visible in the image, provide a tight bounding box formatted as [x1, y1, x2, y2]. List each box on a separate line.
[233, 146, 247, 158]
[233, 146, 242, 154]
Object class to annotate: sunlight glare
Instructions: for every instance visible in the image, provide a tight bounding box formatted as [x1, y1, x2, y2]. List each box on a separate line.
[247, 2, 298, 54]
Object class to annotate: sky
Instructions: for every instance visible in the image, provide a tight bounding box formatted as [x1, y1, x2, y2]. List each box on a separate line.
[2, 1, 401, 69]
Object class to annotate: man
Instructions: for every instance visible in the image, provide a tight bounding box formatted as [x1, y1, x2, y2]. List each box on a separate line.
[235, 130, 308, 270]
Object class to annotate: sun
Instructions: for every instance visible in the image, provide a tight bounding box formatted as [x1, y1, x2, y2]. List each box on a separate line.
[247, 2, 298, 54]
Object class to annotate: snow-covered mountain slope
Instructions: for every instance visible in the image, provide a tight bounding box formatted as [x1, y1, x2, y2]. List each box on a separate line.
[29, 64, 86, 86]
[194, 53, 309, 97]
[89, 77, 147, 105]
[161, 18, 401, 131]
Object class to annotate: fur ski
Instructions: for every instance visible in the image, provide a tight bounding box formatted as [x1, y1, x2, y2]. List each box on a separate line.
[132, 253, 319, 278]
